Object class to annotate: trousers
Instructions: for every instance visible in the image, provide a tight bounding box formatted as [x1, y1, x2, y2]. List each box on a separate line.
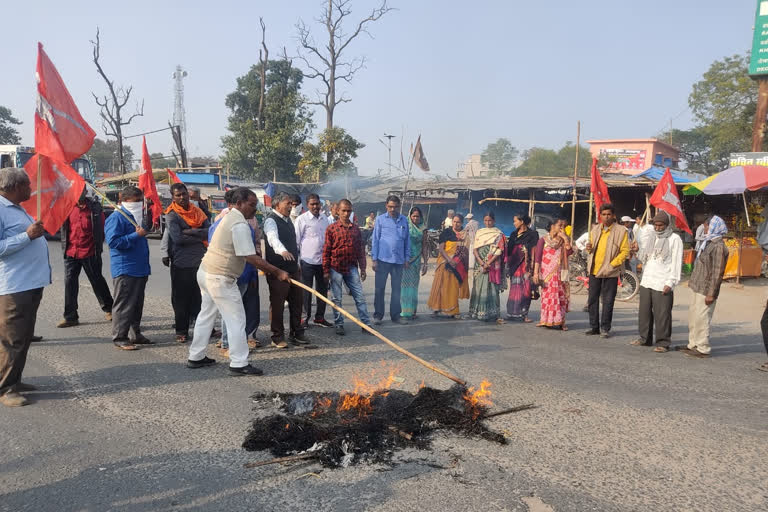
[374, 261, 403, 321]
[221, 279, 260, 347]
[301, 261, 327, 321]
[687, 292, 717, 355]
[189, 268, 248, 368]
[587, 275, 618, 332]
[330, 267, 371, 327]
[267, 269, 303, 342]
[170, 265, 202, 336]
[0, 288, 43, 396]
[112, 276, 147, 341]
[63, 254, 113, 321]
[638, 286, 674, 347]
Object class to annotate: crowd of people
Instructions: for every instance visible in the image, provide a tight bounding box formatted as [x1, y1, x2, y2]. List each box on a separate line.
[1, 165, 766, 407]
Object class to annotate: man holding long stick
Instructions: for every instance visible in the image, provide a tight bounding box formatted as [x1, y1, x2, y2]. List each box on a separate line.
[187, 188, 289, 376]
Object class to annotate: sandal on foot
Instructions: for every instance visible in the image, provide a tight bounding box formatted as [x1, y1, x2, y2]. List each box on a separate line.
[757, 362, 768, 372]
[630, 339, 650, 346]
[653, 346, 669, 353]
[523, 317, 533, 323]
[175, 334, 188, 343]
[561, 325, 569, 331]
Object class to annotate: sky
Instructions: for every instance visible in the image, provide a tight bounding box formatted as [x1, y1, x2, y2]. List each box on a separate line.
[0, 0, 759, 179]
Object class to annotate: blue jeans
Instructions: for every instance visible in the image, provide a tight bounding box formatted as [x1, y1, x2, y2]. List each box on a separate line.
[330, 267, 371, 327]
[374, 261, 403, 321]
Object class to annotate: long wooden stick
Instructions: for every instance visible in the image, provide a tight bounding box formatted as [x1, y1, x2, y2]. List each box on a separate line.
[244, 453, 318, 468]
[481, 403, 536, 419]
[85, 182, 139, 228]
[570, 121, 580, 243]
[289, 278, 467, 386]
[479, 197, 591, 205]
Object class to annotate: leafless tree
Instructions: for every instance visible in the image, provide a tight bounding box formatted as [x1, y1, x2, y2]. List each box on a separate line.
[91, 28, 144, 174]
[296, 0, 393, 131]
[257, 17, 268, 130]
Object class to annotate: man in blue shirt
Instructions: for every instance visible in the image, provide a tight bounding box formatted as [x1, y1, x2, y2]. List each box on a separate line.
[0, 168, 50, 407]
[104, 186, 151, 351]
[371, 195, 411, 325]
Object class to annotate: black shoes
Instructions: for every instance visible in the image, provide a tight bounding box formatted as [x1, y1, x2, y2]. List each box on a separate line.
[187, 356, 216, 368]
[335, 325, 346, 336]
[132, 336, 154, 345]
[290, 333, 310, 345]
[313, 318, 333, 327]
[229, 364, 264, 376]
[584, 329, 600, 335]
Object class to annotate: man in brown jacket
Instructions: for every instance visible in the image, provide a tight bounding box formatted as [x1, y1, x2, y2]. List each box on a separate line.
[683, 215, 728, 358]
[585, 204, 630, 338]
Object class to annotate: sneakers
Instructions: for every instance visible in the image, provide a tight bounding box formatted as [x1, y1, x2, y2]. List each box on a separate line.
[187, 356, 216, 369]
[229, 364, 264, 376]
[313, 318, 333, 327]
[599, 331, 611, 339]
[271, 340, 289, 349]
[0, 391, 29, 407]
[372, 318, 383, 326]
[394, 317, 410, 325]
[361, 326, 374, 335]
[335, 325, 346, 336]
[290, 333, 311, 345]
[57, 319, 79, 328]
[105, 312, 112, 321]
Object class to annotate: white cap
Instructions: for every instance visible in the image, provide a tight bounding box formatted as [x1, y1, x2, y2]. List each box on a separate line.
[620, 216, 635, 223]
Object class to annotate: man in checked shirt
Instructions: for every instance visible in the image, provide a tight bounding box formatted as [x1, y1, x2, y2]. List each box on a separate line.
[323, 199, 372, 336]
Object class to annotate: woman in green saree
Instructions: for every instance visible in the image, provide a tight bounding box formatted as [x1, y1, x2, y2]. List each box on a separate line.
[400, 207, 429, 319]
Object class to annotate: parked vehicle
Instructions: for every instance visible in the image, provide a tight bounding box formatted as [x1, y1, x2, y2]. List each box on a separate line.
[568, 250, 639, 301]
[0, 144, 95, 182]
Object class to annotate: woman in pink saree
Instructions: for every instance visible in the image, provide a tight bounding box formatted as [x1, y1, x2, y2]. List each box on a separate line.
[534, 221, 571, 330]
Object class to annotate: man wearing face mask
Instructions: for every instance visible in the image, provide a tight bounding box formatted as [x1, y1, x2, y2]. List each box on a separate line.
[104, 186, 152, 351]
[188, 187, 211, 220]
[289, 194, 304, 223]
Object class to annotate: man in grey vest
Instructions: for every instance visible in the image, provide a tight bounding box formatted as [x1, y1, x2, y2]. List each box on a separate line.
[264, 192, 308, 347]
[187, 188, 289, 376]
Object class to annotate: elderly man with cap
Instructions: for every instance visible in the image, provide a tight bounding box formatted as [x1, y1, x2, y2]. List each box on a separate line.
[0, 168, 50, 407]
[681, 215, 728, 358]
[630, 211, 682, 353]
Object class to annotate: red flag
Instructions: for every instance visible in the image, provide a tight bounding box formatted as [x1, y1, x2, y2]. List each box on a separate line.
[33, 43, 95, 163]
[590, 157, 611, 213]
[139, 137, 162, 225]
[412, 135, 430, 172]
[167, 168, 182, 184]
[650, 168, 692, 234]
[22, 155, 85, 234]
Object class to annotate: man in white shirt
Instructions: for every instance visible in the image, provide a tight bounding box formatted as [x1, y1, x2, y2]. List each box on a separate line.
[631, 211, 682, 353]
[295, 193, 331, 328]
[187, 188, 289, 376]
[443, 209, 455, 230]
[263, 192, 307, 347]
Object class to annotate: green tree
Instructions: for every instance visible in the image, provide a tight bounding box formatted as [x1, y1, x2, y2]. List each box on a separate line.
[656, 127, 725, 174]
[296, 127, 364, 182]
[515, 143, 593, 177]
[221, 59, 314, 181]
[686, 53, 754, 172]
[149, 152, 178, 169]
[481, 138, 518, 175]
[86, 138, 135, 174]
[0, 106, 22, 145]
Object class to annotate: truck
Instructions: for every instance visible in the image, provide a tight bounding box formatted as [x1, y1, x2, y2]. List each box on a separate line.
[0, 144, 95, 182]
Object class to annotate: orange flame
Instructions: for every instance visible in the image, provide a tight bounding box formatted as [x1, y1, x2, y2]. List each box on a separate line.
[463, 380, 493, 419]
[284, 423, 290, 430]
[335, 366, 402, 418]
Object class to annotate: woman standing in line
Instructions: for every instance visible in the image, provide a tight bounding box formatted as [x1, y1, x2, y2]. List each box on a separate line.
[534, 221, 571, 330]
[506, 214, 539, 322]
[401, 207, 429, 319]
[468, 212, 507, 323]
[428, 214, 469, 318]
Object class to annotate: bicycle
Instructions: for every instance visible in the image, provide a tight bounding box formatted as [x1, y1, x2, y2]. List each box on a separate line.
[568, 251, 639, 301]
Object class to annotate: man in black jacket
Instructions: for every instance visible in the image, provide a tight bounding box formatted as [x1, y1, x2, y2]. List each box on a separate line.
[165, 183, 210, 342]
[58, 190, 113, 327]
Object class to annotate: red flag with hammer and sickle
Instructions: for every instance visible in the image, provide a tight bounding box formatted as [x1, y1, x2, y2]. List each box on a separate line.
[650, 168, 692, 234]
[22, 43, 94, 234]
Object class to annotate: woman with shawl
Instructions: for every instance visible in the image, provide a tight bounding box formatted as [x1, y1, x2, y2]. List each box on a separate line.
[506, 214, 539, 322]
[468, 212, 507, 322]
[534, 221, 570, 330]
[428, 213, 469, 318]
[400, 207, 429, 319]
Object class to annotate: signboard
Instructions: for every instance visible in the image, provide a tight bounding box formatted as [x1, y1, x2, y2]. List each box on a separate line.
[599, 148, 647, 171]
[730, 152, 768, 166]
[749, 0, 768, 76]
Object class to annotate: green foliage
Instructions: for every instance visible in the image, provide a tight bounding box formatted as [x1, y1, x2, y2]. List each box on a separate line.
[656, 127, 725, 175]
[481, 138, 518, 175]
[0, 106, 22, 145]
[684, 53, 755, 173]
[149, 152, 178, 169]
[221, 59, 314, 181]
[296, 127, 364, 182]
[87, 138, 135, 174]
[515, 143, 593, 177]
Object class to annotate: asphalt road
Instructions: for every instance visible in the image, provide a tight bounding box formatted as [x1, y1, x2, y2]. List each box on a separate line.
[1, 240, 766, 512]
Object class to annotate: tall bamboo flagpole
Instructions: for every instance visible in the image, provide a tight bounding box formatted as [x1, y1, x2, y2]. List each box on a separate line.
[570, 121, 580, 241]
[36, 155, 42, 221]
[85, 182, 139, 228]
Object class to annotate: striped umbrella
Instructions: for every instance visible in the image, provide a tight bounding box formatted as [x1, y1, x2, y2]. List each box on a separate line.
[682, 165, 768, 196]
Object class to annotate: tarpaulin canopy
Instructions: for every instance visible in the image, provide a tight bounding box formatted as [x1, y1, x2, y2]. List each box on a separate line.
[632, 166, 701, 183]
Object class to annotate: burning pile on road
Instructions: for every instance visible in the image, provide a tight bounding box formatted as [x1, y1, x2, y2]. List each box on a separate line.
[242, 369, 511, 468]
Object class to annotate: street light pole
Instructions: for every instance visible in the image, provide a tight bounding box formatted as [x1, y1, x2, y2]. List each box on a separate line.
[381, 133, 395, 174]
